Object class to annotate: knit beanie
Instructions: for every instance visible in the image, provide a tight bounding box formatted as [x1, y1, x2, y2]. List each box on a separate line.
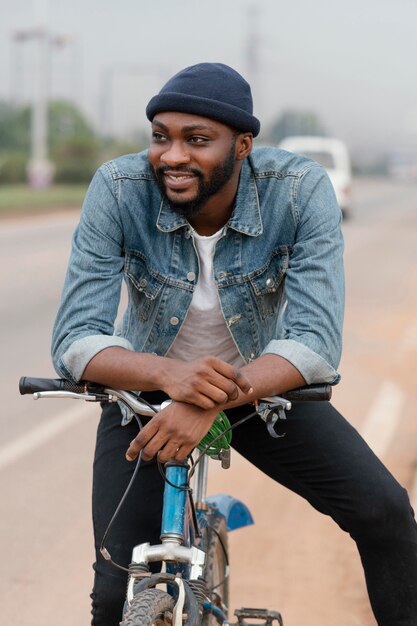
[146, 63, 260, 137]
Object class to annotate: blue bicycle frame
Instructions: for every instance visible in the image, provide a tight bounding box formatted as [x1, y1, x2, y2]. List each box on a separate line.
[126, 454, 254, 622]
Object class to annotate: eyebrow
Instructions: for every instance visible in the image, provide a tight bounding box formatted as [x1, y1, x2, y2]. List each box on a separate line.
[152, 119, 217, 133]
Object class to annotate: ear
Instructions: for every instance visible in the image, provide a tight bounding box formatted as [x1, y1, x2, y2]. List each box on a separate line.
[235, 133, 253, 161]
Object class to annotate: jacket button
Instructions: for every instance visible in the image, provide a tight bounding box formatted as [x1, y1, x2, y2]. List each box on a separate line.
[266, 278, 274, 288]
[170, 316, 180, 326]
[186, 272, 196, 282]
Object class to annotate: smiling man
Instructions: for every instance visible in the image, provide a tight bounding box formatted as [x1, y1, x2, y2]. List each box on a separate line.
[51, 63, 417, 626]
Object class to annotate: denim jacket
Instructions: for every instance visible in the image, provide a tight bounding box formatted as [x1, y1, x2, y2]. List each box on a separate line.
[51, 146, 344, 385]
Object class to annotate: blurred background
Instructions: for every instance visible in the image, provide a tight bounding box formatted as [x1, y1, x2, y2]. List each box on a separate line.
[1, 1, 416, 625]
[1, 0, 417, 194]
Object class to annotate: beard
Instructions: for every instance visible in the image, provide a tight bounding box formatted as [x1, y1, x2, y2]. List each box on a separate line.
[153, 138, 237, 220]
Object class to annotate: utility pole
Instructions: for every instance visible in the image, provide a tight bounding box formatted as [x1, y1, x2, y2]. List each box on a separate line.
[13, 0, 71, 188]
[26, 22, 54, 188]
[245, 5, 262, 121]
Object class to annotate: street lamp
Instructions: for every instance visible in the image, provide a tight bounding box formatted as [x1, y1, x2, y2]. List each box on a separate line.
[12, 27, 72, 188]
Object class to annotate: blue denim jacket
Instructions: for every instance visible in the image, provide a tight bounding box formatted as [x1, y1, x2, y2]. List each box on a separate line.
[51, 146, 344, 385]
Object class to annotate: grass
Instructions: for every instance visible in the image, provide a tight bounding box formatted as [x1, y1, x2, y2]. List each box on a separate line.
[0, 184, 88, 216]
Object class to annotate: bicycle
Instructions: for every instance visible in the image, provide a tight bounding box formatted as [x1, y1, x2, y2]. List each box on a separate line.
[19, 376, 331, 625]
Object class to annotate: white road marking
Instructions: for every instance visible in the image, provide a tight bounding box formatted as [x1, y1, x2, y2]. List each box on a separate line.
[360, 379, 405, 458]
[0, 403, 95, 472]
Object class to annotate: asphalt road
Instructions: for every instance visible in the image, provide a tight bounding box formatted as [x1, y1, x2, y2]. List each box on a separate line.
[0, 177, 416, 625]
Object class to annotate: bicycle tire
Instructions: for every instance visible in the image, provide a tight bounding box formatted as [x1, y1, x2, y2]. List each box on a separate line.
[122, 588, 175, 626]
[202, 513, 229, 625]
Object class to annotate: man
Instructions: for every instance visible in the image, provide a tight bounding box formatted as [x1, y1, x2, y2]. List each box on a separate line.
[52, 63, 417, 626]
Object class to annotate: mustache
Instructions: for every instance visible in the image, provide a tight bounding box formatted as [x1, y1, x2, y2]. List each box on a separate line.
[156, 165, 203, 178]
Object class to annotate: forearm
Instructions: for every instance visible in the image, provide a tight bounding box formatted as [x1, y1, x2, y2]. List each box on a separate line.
[82, 346, 170, 391]
[82, 347, 253, 408]
[217, 353, 306, 411]
[83, 350, 304, 402]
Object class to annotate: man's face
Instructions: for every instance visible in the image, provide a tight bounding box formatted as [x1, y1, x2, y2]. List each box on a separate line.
[148, 112, 239, 219]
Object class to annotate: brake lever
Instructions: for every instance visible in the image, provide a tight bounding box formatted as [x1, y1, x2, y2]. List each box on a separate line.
[33, 390, 112, 402]
[257, 398, 291, 439]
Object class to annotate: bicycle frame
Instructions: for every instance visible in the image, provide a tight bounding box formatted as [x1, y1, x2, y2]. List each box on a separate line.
[126, 452, 253, 621]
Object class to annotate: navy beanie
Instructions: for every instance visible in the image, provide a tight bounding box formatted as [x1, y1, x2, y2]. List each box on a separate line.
[146, 63, 260, 137]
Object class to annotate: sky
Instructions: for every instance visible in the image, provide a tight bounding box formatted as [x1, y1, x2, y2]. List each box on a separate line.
[1, 0, 417, 163]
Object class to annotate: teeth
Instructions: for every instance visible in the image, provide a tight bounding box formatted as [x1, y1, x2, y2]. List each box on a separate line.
[168, 175, 191, 181]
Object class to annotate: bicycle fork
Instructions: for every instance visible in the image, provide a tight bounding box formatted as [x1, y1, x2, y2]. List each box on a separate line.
[126, 459, 223, 623]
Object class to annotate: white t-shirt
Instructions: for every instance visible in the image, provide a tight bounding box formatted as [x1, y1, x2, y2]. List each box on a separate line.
[166, 227, 245, 368]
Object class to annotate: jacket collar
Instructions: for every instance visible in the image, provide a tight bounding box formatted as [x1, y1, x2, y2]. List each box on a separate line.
[156, 158, 263, 237]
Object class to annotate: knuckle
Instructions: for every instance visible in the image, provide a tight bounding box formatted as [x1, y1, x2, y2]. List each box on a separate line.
[130, 437, 140, 450]
[226, 380, 237, 394]
[201, 397, 215, 409]
[218, 390, 229, 403]
[165, 424, 176, 437]
[187, 377, 199, 390]
[143, 447, 154, 460]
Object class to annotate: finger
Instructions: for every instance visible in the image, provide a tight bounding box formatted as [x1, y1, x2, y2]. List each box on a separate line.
[125, 420, 159, 461]
[181, 389, 217, 410]
[233, 369, 253, 394]
[140, 430, 171, 461]
[158, 442, 184, 464]
[184, 379, 244, 407]
[208, 359, 253, 395]
[196, 375, 245, 403]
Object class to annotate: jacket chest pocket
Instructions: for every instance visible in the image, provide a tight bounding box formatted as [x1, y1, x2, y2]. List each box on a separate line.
[125, 252, 164, 322]
[248, 247, 290, 320]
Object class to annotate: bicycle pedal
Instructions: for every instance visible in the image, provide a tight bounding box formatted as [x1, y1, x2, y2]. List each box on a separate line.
[233, 607, 283, 626]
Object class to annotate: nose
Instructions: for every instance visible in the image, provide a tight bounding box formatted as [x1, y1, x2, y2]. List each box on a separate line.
[160, 140, 191, 167]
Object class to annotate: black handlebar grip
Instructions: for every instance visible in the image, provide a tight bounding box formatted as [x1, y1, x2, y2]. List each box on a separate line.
[19, 377, 87, 395]
[283, 384, 332, 402]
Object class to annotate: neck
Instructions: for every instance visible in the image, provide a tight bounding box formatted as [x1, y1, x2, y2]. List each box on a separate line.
[188, 171, 240, 236]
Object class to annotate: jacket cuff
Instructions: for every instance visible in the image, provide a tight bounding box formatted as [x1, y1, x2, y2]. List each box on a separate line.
[59, 335, 134, 382]
[261, 339, 340, 385]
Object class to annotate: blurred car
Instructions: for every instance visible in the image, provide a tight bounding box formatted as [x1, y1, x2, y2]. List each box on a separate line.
[278, 136, 353, 218]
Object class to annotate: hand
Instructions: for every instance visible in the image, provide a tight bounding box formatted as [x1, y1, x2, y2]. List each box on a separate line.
[125, 401, 218, 463]
[160, 356, 253, 409]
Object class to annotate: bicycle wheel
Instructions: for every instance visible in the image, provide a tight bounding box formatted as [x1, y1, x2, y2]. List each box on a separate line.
[202, 513, 229, 625]
[122, 588, 174, 626]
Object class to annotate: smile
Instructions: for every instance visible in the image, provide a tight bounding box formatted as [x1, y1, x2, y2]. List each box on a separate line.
[168, 175, 193, 181]
[163, 172, 198, 190]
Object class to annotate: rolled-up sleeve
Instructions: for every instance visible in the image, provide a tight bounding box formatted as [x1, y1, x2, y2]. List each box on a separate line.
[262, 165, 344, 385]
[51, 164, 133, 382]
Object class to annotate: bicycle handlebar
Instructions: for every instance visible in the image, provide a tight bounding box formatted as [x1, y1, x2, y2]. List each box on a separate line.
[19, 376, 332, 410]
[19, 376, 89, 395]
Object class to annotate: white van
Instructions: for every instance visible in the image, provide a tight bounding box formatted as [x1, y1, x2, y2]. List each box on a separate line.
[278, 136, 352, 218]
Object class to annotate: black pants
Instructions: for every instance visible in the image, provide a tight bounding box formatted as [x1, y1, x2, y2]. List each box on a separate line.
[91, 399, 417, 626]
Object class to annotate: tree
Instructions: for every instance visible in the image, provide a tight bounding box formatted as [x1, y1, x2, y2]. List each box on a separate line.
[0, 100, 100, 183]
[0, 103, 31, 153]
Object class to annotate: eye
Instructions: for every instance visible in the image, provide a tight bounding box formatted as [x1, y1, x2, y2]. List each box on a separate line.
[152, 131, 167, 142]
[188, 136, 209, 144]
